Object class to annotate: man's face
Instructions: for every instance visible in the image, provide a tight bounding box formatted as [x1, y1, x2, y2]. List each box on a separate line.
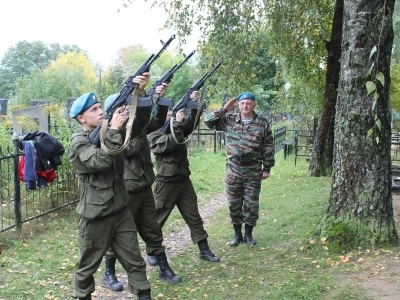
[238, 99, 256, 115]
[77, 103, 104, 130]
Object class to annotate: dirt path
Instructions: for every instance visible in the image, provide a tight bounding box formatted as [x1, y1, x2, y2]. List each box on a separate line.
[336, 193, 400, 300]
[92, 194, 226, 299]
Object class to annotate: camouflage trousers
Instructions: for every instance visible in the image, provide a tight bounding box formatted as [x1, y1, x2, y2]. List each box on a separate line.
[225, 161, 262, 227]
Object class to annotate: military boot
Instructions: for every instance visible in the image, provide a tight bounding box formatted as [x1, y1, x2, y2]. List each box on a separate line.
[137, 289, 152, 300]
[103, 257, 123, 291]
[147, 255, 158, 266]
[78, 296, 91, 300]
[156, 252, 182, 283]
[244, 224, 256, 245]
[197, 239, 220, 262]
[230, 224, 243, 247]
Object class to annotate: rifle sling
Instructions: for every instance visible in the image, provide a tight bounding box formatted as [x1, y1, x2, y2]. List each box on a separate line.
[99, 88, 139, 155]
[170, 97, 203, 144]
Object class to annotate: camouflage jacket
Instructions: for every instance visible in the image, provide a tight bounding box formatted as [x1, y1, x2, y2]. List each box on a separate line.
[147, 110, 198, 182]
[204, 108, 275, 172]
[68, 129, 128, 220]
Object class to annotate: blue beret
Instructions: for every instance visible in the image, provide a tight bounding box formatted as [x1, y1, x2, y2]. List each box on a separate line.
[105, 93, 133, 111]
[104, 93, 118, 111]
[70, 92, 99, 119]
[237, 92, 256, 102]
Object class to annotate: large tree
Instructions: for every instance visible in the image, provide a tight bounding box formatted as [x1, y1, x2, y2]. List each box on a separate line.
[309, 0, 343, 176]
[321, 0, 398, 248]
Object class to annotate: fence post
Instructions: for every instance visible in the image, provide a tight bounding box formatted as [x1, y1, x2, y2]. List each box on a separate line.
[12, 133, 22, 232]
[213, 130, 217, 153]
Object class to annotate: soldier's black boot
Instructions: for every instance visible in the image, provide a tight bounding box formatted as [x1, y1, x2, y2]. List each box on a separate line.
[103, 257, 123, 291]
[78, 296, 91, 300]
[244, 224, 256, 245]
[197, 239, 220, 262]
[137, 289, 152, 300]
[230, 224, 243, 247]
[147, 255, 158, 266]
[156, 252, 182, 283]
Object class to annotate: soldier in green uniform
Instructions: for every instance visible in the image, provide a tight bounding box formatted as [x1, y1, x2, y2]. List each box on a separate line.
[147, 95, 220, 264]
[204, 92, 275, 247]
[102, 82, 182, 292]
[69, 76, 152, 300]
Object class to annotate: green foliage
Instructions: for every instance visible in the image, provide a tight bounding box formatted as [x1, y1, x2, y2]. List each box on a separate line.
[101, 44, 198, 102]
[390, 63, 400, 111]
[147, 0, 334, 123]
[11, 51, 98, 107]
[0, 40, 85, 99]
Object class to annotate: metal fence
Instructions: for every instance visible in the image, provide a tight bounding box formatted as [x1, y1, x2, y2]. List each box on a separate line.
[0, 134, 79, 232]
[1, 124, 291, 233]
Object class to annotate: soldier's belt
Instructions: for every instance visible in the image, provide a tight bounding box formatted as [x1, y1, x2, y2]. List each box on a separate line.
[228, 158, 261, 166]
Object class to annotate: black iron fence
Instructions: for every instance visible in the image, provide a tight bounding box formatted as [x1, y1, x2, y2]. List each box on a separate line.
[1, 124, 293, 233]
[0, 134, 79, 233]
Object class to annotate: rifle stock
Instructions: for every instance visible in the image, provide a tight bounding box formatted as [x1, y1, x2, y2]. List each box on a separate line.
[88, 34, 176, 146]
[159, 61, 222, 134]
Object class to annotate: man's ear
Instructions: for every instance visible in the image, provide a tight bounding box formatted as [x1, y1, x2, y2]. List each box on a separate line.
[76, 114, 85, 124]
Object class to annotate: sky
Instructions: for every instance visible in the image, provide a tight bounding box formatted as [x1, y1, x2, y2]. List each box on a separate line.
[0, 0, 199, 67]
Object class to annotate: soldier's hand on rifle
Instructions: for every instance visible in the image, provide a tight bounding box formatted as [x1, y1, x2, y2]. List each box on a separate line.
[175, 109, 185, 122]
[133, 72, 150, 92]
[110, 106, 128, 130]
[190, 91, 200, 102]
[223, 97, 237, 112]
[155, 83, 168, 96]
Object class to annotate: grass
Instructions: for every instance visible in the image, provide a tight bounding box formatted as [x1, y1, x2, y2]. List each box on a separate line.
[0, 150, 374, 299]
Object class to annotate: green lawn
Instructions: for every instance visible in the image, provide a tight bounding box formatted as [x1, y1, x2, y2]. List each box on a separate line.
[0, 151, 374, 299]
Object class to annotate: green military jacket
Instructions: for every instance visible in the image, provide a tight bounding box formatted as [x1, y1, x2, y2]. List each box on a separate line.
[123, 105, 168, 192]
[147, 110, 198, 182]
[68, 129, 128, 220]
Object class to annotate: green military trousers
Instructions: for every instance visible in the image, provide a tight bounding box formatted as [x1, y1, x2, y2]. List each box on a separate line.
[73, 208, 150, 297]
[106, 187, 165, 257]
[153, 178, 208, 244]
[128, 188, 165, 255]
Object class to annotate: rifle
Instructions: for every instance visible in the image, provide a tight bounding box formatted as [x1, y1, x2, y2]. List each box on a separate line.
[146, 50, 196, 107]
[88, 34, 176, 147]
[159, 61, 222, 134]
[123, 50, 196, 108]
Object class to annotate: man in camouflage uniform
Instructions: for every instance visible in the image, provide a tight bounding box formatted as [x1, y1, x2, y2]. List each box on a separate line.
[69, 78, 153, 300]
[147, 95, 220, 264]
[204, 92, 275, 247]
[102, 82, 181, 292]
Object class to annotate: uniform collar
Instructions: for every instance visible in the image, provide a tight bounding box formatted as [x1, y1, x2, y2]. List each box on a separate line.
[235, 112, 258, 123]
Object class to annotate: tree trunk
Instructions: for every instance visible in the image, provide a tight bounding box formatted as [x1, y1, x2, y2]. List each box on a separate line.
[309, 0, 343, 177]
[322, 0, 398, 249]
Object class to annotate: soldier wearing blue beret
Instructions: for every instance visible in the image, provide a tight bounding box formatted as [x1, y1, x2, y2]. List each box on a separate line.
[70, 92, 100, 119]
[68, 74, 154, 300]
[204, 91, 275, 248]
[100, 83, 182, 292]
